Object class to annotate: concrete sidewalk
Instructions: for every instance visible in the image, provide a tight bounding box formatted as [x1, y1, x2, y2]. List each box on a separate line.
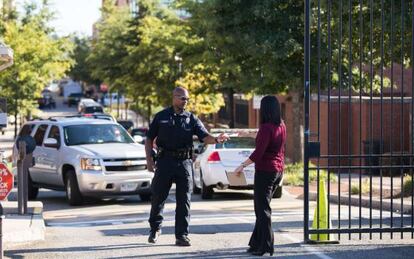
[1, 200, 45, 249]
[0, 126, 45, 248]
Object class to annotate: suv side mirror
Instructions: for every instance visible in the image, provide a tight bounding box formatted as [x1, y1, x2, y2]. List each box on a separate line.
[133, 135, 143, 143]
[44, 138, 59, 149]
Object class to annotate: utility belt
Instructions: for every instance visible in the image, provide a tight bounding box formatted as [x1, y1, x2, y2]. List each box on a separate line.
[158, 147, 192, 160]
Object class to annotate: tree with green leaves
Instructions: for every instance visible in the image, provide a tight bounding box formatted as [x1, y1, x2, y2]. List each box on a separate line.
[0, 1, 74, 136]
[68, 36, 100, 87]
[118, 0, 224, 122]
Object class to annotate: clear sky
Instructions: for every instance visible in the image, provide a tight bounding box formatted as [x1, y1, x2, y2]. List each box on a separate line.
[16, 0, 102, 36]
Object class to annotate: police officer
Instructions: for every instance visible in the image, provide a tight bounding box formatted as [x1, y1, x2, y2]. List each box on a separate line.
[145, 87, 229, 246]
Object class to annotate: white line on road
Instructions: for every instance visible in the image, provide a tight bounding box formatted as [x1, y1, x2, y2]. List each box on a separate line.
[282, 234, 333, 259]
[232, 216, 332, 259]
[46, 212, 296, 227]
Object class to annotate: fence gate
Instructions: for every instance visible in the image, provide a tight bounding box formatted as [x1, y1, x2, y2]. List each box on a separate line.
[304, 0, 414, 242]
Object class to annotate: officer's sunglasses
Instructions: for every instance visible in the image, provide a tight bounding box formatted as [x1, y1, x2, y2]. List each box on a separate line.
[174, 95, 190, 102]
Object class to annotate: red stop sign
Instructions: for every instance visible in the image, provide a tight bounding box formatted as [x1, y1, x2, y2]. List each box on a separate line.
[0, 163, 13, 200]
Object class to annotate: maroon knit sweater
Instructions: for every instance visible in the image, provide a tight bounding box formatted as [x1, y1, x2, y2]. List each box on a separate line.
[249, 122, 286, 173]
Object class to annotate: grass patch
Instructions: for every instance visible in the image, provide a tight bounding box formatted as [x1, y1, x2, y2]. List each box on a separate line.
[350, 179, 370, 195]
[284, 162, 337, 186]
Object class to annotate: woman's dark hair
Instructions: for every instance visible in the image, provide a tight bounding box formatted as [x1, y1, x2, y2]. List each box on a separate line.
[259, 95, 281, 126]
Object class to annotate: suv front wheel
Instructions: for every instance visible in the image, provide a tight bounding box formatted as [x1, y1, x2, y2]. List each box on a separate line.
[28, 172, 39, 200]
[65, 170, 84, 206]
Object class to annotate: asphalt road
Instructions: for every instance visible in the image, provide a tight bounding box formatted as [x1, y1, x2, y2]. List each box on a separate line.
[3, 93, 414, 258]
[5, 187, 414, 259]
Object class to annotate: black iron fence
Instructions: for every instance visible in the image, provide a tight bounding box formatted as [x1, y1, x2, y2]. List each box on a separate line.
[304, 0, 414, 242]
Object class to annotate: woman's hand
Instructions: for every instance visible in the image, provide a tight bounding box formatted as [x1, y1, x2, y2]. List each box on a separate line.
[234, 164, 244, 176]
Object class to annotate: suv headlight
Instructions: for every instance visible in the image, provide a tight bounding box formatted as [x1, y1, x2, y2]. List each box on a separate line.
[80, 158, 102, 171]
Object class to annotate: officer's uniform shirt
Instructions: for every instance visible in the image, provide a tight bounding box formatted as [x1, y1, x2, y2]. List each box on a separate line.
[147, 107, 209, 151]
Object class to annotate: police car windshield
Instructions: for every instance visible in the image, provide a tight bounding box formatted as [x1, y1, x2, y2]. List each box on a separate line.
[64, 124, 134, 146]
[215, 137, 255, 149]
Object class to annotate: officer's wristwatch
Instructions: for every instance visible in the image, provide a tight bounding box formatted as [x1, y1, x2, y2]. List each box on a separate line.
[214, 137, 220, 144]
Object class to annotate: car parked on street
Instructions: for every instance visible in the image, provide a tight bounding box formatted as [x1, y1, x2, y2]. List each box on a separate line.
[13, 117, 153, 205]
[78, 98, 103, 113]
[102, 93, 125, 107]
[67, 93, 84, 107]
[192, 129, 283, 199]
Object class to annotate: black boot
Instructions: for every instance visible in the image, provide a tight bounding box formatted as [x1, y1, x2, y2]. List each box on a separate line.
[148, 229, 161, 243]
[175, 236, 191, 246]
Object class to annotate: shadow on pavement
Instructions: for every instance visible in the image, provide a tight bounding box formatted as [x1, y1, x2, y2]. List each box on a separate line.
[7, 242, 414, 259]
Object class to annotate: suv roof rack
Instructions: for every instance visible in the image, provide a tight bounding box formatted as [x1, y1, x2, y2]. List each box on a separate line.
[47, 115, 85, 120]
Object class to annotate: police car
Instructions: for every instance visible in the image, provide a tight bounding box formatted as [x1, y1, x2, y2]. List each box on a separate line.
[12, 117, 153, 205]
[192, 129, 283, 199]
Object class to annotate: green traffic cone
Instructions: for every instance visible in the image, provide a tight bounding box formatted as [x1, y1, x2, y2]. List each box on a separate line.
[310, 179, 337, 243]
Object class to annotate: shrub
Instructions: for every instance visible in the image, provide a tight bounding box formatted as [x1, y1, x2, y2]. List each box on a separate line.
[350, 179, 370, 195]
[403, 175, 413, 197]
[284, 162, 337, 186]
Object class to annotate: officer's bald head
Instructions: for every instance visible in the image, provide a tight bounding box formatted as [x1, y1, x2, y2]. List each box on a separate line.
[172, 87, 189, 112]
[173, 87, 188, 96]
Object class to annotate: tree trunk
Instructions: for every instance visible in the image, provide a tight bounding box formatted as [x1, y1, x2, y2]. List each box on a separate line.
[14, 110, 17, 138]
[228, 88, 235, 128]
[117, 90, 120, 119]
[290, 90, 304, 163]
[13, 97, 18, 138]
[147, 99, 151, 126]
[135, 96, 139, 127]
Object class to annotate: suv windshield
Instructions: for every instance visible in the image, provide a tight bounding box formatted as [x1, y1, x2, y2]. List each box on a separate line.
[64, 124, 134, 145]
[215, 137, 255, 149]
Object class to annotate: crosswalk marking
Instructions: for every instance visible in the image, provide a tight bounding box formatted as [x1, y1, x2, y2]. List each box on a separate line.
[46, 211, 300, 227]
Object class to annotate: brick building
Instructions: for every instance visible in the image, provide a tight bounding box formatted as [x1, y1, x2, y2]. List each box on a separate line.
[216, 63, 413, 167]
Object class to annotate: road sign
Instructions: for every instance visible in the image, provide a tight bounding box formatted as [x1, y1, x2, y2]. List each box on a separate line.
[0, 163, 13, 200]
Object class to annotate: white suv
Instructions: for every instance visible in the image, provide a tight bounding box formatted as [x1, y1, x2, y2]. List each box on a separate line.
[13, 117, 153, 205]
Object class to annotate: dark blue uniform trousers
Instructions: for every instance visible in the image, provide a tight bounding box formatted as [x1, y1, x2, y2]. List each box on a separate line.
[149, 156, 192, 238]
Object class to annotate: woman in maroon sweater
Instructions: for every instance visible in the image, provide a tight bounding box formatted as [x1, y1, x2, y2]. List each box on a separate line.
[234, 95, 286, 256]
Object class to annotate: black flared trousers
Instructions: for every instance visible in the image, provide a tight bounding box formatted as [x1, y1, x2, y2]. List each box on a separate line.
[248, 171, 282, 254]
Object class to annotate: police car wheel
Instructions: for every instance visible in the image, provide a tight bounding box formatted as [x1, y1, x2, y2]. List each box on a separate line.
[192, 172, 201, 194]
[65, 171, 84, 206]
[27, 172, 39, 200]
[200, 173, 213, 199]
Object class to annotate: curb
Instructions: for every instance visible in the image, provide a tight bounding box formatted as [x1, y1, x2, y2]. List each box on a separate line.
[3, 214, 45, 246]
[294, 191, 413, 214]
[1, 201, 45, 247]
